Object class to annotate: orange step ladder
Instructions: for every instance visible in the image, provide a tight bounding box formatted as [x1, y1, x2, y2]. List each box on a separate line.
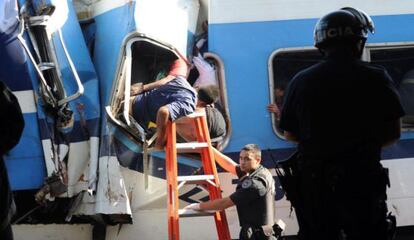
[165, 112, 231, 240]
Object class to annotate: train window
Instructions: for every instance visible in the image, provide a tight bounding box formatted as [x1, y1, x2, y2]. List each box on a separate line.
[268, 48, 322, 137]
[369, 46, 414, 131]
[203, 53, 232, 150]
[187, 53, 232, 150]
[106, 37, 179, 143]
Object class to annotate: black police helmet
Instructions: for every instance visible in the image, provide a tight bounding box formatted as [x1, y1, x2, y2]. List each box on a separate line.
[314, 7, 374, 49]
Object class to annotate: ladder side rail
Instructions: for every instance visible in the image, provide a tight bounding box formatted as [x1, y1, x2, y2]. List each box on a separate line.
[194, 116, 231, 240]
[166, 122, 180, 240]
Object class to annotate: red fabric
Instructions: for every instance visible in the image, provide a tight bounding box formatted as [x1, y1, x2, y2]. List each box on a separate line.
[168, 58, 188, 77]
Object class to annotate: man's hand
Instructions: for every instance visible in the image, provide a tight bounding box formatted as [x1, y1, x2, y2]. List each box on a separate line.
[184, 203, 201, 210]
[267, 103, 280, 114]
[130, 83, 144, 96]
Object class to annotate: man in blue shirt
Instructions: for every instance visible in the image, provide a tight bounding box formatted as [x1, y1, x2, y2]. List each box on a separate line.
[130, 58, 196, 149]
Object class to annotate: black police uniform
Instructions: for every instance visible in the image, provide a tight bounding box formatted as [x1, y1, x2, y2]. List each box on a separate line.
[230, 165, 277, 240]
[279, 54, 404, 240]
[1, 2, 26, 239]
[0, 81, 25, 240]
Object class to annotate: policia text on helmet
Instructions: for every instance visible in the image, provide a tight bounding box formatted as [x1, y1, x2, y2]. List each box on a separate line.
[313, 7, 374, 58]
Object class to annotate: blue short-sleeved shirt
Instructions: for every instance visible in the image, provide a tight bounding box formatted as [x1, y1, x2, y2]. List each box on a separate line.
[132, 77, 196, 128]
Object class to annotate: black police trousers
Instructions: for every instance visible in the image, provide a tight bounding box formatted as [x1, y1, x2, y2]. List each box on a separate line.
[240, 226, 278, 240]
[0, 224, 13, 240]
[294, 165, 390, 240]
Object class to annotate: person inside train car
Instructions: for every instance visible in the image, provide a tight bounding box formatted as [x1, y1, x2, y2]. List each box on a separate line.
[194, 20, 209, 57]
[191, 46, 218, 89]
[176, 84, 226, 145]
[279, 7, 404, 240]
[130, 58, 197, 150]
[188, 21, 219, 88]
[184, 144, 283, 240]
[267, 83, 286, 121]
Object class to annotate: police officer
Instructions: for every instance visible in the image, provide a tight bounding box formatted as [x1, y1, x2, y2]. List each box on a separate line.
[279, 7, 404, 240]
[1, 1, 26, 239]
[0, 80, 24, 240]
[185, 144, 278, 240]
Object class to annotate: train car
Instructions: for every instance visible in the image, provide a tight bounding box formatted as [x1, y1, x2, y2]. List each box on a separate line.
[3, 0, 414, 239]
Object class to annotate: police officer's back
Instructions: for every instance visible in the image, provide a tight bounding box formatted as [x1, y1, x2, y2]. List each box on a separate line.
[0, 80, 25, 240]
[279, 7, 404, 240]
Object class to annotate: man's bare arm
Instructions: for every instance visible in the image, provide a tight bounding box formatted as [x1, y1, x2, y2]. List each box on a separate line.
[131, 75, 176, 96]
[199, 197, 234, 211]
[143, 75, 176, 92]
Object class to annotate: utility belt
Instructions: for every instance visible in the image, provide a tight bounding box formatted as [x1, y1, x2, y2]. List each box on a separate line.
[297, 154, 390, 195]
[276, 151, 396, 240]
[240, 223, 283, 240]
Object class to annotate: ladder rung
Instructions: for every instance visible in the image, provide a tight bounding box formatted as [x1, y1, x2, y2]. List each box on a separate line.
[177, 175, 216, 187]
[38, 62, 56, 71]
[185, 112, 206, 118]
[166, 117, 231, 239]
[178, 209, 216, 218]
[176, 142, 208, 152]
[177, 175, 214, 183]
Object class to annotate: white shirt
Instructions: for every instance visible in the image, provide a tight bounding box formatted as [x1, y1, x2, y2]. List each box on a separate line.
[193, 54, 218, 88]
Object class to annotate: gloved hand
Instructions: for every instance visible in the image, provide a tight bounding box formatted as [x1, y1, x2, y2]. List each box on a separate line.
[267, 103, 280, 114]
[184, 203, 201, 210]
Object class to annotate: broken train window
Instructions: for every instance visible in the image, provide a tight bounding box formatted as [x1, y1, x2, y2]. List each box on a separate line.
[107, 36, 232, 150]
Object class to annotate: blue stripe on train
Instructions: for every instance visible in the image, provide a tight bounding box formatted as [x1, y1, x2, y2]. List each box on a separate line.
[111, 139, 414, 203]
[5, 112, 46, 190]
[225, 138, 414, 169]
[9, 118, 411, 191]
[101, 130, 201, 177]
[0, 26, 33, 91]
[111, 137, 414, 181]
[5, 156, 46, 190]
